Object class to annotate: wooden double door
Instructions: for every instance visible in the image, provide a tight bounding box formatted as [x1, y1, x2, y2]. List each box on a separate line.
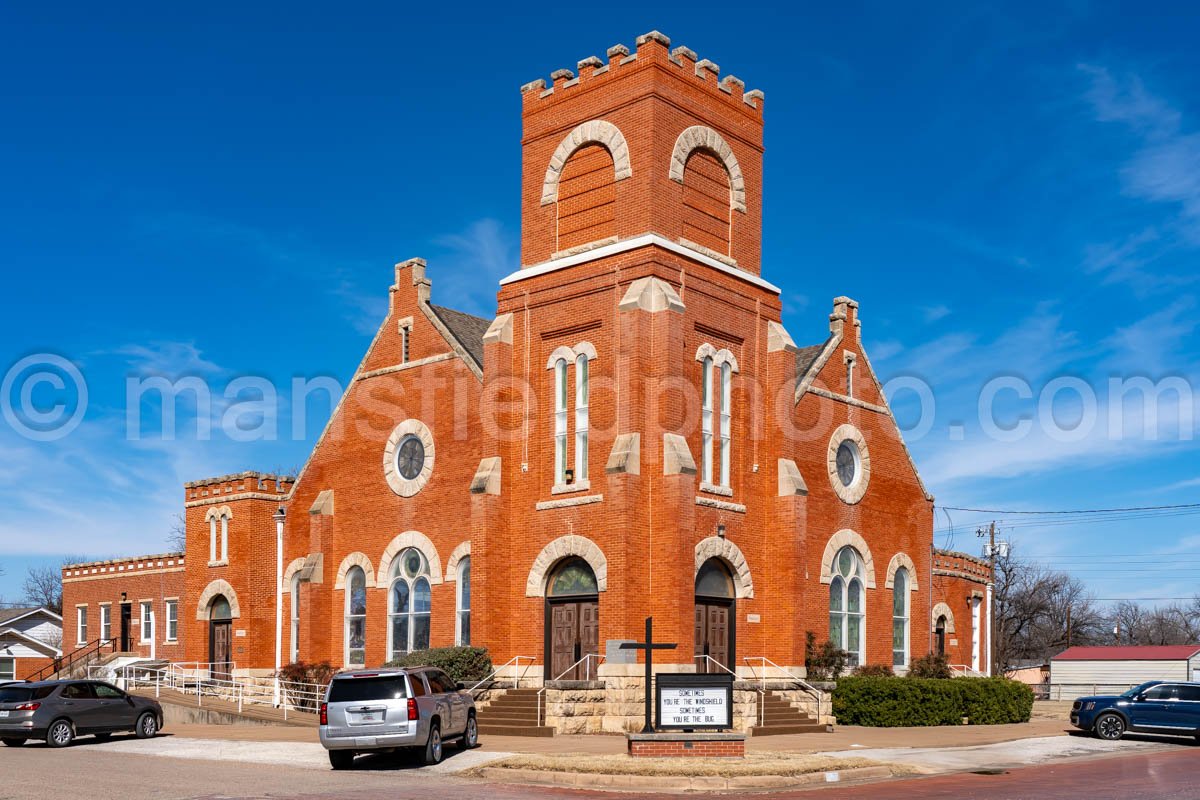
[695, 599, 734, 674]
[547, 598, 599, 681]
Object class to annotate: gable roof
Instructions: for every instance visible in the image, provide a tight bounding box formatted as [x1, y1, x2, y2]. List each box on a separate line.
[429, 304, 489, 370]
[1053, 645, 1200, 662]
[0, 626, 62, 656]
[0, 607, 61, 626]
[795, 343, 826, 377]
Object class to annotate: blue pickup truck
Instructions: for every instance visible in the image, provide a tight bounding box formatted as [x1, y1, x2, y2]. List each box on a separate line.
[1071, 681, 1200, 741]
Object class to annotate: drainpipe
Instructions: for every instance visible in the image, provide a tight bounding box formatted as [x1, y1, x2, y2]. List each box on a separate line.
[985, 581, 994, 677]
[273, 507, 287, 706]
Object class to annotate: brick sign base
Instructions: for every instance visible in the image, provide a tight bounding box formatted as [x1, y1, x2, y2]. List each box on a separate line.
[626, 732, 746, 758]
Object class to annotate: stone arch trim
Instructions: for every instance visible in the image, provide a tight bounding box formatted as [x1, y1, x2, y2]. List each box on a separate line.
[282, 558, 307, 592]
[376, 531, 443, 586]
[669, 125, 746, 213]
[694, 537, 754, 599]
[885, 552, 920, 591]
[694, 343, 740, 373]
[545, 341, 599, 369]
[195, 579, 241, 621]
[445, 541, 471, 582]
[204, 505, 233, 522]
[334, 552, 377, 590]
[932, 602, 956, 634]
[525, 535, 608, 597]
[541, 120, 632, 206]
[819, 529, 877, 588]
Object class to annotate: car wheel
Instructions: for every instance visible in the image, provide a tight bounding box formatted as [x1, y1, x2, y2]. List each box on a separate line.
[1095, 712, 1126, 741]
[459, 713, 478, 750]
[135, 712, 158, 739]
[1, 737, 26, 747]
[47, 719, 74, 748]
[328, 749, 355, 770]
[423, 722, 443, 765]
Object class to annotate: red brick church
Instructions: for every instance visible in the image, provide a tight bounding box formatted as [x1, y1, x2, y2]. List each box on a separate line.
[62, 31, 992, 729]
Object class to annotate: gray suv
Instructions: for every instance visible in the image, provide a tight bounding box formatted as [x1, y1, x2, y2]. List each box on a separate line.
[0, 680, 163, 747]
[318, 667, 477, 769]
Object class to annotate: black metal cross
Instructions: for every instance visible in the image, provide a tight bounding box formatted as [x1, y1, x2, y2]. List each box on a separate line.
[620, 616, 677, 733]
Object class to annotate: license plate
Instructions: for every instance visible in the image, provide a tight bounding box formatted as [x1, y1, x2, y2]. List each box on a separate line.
[0, 711, 9, 718]
[357, 713, 381, 723]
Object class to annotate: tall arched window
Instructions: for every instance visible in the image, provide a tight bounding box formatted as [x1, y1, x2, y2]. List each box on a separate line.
[209, 517, 218, 562]
[345, 567, 366, 667]
[829, 546, 866, 667]
[456, 556, 471, 646]
[289, 573, 301, 663]
[934, 615, 947, 656]
[388, 548, 431, 660]
[701, 356, 714, 483]
[220, 515, 229, 562]
[719, 361, 732, 485]
[547, 344, 595, 488]
[554, 357, 569, 484]
[575, 355, 589, 483]
[892, 567, 909, 668]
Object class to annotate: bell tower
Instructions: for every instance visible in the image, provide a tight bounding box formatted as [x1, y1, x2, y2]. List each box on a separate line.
[518, 31, 765, 274]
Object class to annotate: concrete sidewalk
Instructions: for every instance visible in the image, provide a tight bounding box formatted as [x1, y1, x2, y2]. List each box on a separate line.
[162, 716, 1073, 755]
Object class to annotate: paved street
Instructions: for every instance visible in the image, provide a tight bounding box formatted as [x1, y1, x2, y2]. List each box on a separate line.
[0, 731, 1196, 799]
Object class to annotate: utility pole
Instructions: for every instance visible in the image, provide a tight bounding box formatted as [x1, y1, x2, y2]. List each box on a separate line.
[978, 522, 997, 677]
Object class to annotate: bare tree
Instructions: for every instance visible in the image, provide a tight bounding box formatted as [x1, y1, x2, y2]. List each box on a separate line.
[165, 512, 187, 553]
[1110, 600, 1200, 645]
[22, 564, 63, 614]
[993, 544, 1105, 671]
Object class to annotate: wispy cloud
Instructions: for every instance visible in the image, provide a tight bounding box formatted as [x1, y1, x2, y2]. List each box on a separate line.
[1079, 64, 1200, 291]
[922, 304, 951, 323]
[427, 218, 518, 317]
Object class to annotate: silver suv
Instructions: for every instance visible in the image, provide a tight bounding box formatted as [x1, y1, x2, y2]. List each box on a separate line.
[318, 667, 477, 769]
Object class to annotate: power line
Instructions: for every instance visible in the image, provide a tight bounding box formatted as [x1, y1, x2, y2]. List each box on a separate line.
[938, 503, 1200, 515]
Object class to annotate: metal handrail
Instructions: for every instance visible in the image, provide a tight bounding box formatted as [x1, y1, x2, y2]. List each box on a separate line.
[467, 655, 536, 696]
[694, 655, 764, 726]
[26, 637, 119, 682]
[96, 662, 325, 720]
[537, 653, 605, 727]
[742, 656, 827, 722]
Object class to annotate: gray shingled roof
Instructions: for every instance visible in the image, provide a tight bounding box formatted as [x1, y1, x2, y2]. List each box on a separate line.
[795, 343, 827, 377]
[429, 304, 490, 369]
[0, 607, 39, 625]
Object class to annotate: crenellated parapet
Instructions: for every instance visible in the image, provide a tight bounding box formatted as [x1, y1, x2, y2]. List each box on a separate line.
[184, 471, 293, 503]
[520, 30, 765, 114]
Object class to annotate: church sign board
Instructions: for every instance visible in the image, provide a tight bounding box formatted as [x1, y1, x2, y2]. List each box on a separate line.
[655, 672, 734, 730]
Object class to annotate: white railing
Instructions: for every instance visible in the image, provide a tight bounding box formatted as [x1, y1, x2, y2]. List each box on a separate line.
[1041, 683, 1140, 702]
[742, 656, 827, 723]
[695, 655, 767, 726]
[538, 653, 605, 727]
[948, 664, 987, 678]
[93, 663, 325, 721]
[467, 655, 537, 695]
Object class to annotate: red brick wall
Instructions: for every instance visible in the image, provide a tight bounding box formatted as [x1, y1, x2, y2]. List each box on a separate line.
[628, 737, 745, 758]
[13, 656, 56, 680]
[61, 555, 186, 659]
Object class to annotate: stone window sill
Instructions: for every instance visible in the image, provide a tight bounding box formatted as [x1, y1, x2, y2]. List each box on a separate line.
[208, 560, 228, 568]
[551, 480, 591, 496]
[699, 481, 734, 497]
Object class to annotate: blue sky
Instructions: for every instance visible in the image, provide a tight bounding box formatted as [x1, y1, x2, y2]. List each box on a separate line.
[1, 2, 1198, 606]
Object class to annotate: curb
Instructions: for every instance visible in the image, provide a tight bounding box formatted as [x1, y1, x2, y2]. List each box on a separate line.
[474, 765, 895, 792]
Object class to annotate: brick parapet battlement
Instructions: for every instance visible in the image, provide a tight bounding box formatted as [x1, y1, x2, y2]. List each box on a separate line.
[933, 548, 994, 583]
[520, 31, 764, 115]
[184, 471, 294, 501]
[63, 552, 185, 580]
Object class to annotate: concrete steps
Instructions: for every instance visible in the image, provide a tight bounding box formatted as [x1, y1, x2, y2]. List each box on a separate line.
[476, 688, 555, 737]
[750, 692, 828, 737]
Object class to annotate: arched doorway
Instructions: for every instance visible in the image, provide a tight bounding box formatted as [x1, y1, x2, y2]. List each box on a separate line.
[208, 595, 233, 681]
[544, 558, 600, 681]
[934, 615, 947, 657]
[694, 558, 735, 674]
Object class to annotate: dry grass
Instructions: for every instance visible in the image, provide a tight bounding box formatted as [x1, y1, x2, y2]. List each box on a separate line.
[1030, 701, 1074, 721]
[470, 751, 889, 778]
